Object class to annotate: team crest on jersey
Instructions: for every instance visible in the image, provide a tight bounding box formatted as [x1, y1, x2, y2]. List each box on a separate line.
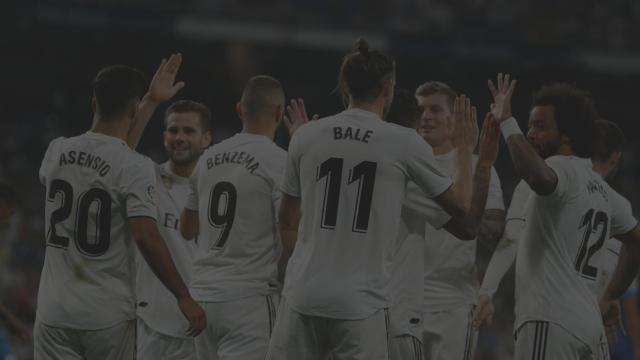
[146, 184, 155, 201]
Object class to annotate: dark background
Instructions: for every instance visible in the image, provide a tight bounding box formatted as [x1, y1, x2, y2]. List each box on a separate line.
[2, 0, 640, 358]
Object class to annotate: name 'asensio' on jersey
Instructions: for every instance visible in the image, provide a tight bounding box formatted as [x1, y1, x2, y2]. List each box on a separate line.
[58, 150, 111, 177]
[205, 151, 260, 174]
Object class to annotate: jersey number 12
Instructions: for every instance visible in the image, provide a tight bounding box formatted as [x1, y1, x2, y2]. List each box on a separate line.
[574, 208, 609, 280]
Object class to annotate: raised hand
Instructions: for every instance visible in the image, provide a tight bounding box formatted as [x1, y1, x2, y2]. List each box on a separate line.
[283, 98, 319, 137]
[178, 297, 206, 337]
[488, 73, 517, 122]
[147, 53, 185, 104]
[472, 294, 495, 328]
[450, 95, 478, 152]
[477, 112, 500, 165]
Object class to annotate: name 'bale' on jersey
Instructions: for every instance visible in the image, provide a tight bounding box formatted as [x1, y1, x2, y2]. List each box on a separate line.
[185, 133, 286, 302]
[516, 156, 637, 347]
[38, 132, 157, 329]
[281, 108, 452, 320]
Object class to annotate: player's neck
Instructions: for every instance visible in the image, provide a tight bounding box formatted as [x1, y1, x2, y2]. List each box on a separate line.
[241, 123, 275, 140]
[90, 116, 130, 141]
[432, 141, 454, 156]
[169, 161, 195, 178]
[557, 143, 575, 157]
[348, 100, 384, 120]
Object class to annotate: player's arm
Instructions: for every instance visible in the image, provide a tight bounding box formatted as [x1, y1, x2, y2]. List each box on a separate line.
[440, 112, 501, 240]
[127, 53, 185, 149]
[487, 73, 557, 196]
[180, 209, 199, 241]
[601, 227, 640, 341]
[279, 193, 301, 256]
[129, 216, 205, 336]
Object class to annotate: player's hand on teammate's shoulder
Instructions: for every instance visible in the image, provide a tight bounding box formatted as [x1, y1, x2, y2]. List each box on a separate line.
[145, 53, 186, 104]
[178, 296, 206, 337]
[284, 98, 319, 137]
[477, 112, 500, 165]
[472, 293, 495, 328]
[449, 95, 478, 152]
[487, 73, 517, 123]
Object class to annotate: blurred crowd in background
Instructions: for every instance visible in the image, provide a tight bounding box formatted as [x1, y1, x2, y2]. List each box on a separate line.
[2, 0, 640, 358]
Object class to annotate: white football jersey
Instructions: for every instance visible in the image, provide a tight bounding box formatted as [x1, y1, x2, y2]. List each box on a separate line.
[479, 179, 530, 297]
[515, 156, 637, 346]
[281, 108, 452, 320]
[586, 191, 636, 300]
[423, 152, 504, 312]
[185, 133, 285, 302]
[389, 182, 451, 338]
[136, 162, 197, 338]
[37, 132, 157, 330]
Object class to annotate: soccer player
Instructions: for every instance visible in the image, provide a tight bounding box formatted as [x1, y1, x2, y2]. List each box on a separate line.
[266, 39, 476, 360]
[123, 54, 210, 360]
[35, 64, 205, 360]
[414, 81, 505, 360]
[488, 74, 639, 359]
[180, 75, 288, 360]
[385, 90, 501, 360]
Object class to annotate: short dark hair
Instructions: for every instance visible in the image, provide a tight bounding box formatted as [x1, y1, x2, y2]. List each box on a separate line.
[415, 81, 457, 111]
[532, 83, 598, 158]
[386, 89, 422, 129]
[165, 100, 212, 132]
[337, 39, 395, 102]
[593, 119, 625, 163]
[0, 182, 17, 206]
[92, 65, 146, 119]
[240, 75, 285, 120]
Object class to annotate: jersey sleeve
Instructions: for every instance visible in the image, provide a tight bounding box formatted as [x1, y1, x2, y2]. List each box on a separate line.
[122, 156, 158, 220]
[479, 216, 524, 297]
[404, 131, 453, 198]
[506, 180, 531, 221]
[403, 182, 451, 229]
[39, 137, 63, 185]
[610, 190, 638, 237]
[281, 129, 303, 197]
[184, 158, 201, 211]
[544, 156, 573, 198]
[485, 166, 505, 210]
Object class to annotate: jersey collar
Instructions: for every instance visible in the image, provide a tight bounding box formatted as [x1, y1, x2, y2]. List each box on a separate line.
[341, 108, 383, 121]
[84, 131, 127, 146]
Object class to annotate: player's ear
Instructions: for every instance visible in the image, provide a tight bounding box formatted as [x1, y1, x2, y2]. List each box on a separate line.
[202, 130, 212, 148]
[275, 104, 284, 124]
[608, 151, 622, 169]
[236, 102, 243, 122]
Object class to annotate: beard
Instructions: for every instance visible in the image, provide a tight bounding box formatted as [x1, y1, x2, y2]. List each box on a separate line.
[168, 147, 203, 166]
[535, 137, 562, 159]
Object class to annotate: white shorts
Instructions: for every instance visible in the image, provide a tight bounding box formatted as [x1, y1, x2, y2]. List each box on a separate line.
[515, 321, 610, 360]
[137, 318, 196, 360]
[34, 319, 135, 360]
[195, 294, 278, 360]
[389, 334, 423, 360]
[266, 297, 390, 360]
[422, 305, 476, 360]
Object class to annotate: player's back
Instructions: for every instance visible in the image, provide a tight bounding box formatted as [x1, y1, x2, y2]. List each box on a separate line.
[281, 108, 452, 319]
[516, 155, 635, 345]
[38, 131, 157, 329]
[188, 133, 286, 302]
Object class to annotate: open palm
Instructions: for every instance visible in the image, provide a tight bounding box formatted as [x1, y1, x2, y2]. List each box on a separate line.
[488, 73, 517, 122]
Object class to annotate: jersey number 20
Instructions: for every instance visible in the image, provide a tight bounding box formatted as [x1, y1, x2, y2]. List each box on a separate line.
[47, 179, 111, 257]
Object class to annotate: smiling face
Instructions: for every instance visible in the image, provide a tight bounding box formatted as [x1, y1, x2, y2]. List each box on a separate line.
[527, 105, 563, 159]
[163, 111, 210, 166]
[416, 93, 454, 149]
